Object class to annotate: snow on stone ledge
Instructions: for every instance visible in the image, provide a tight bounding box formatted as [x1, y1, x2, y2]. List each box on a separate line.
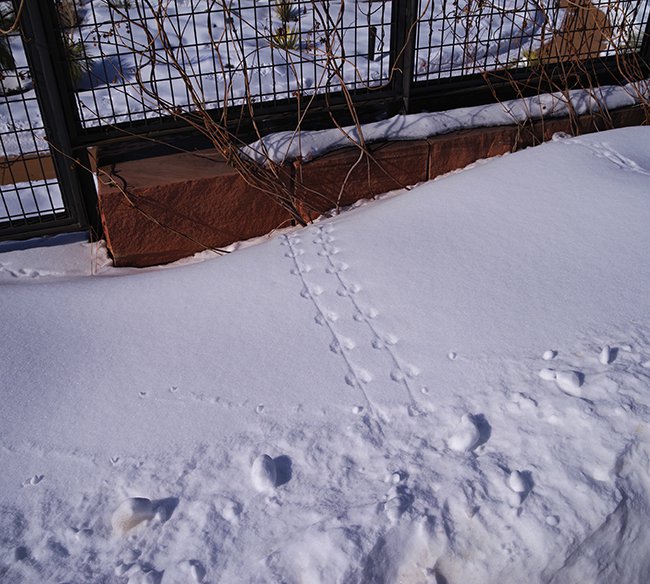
[242, 79, 650, 165]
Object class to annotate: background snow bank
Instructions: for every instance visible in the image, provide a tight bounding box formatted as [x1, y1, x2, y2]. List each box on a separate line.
[1, 128, 650, 583]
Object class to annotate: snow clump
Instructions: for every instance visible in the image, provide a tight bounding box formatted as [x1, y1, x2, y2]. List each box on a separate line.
[251, 454, 277, 492]
[111, 497, 155, 534]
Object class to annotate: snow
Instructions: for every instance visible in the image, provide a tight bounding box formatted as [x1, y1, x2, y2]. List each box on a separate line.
[1, 126, 650, 582]
[0, 180, 64, 221]
[507, 470, 528, 494]
[599, 345, 613, 365]
[111, 498, 156, 535]
[554, 370, 583, 397]
[250, 454, 278, 493]
[446, 414, 482, 453]
[242, 80, 650, 164]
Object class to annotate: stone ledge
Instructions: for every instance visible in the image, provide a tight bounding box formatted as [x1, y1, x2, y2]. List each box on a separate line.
[98, 105, 646, 268]
[428, 125, 520, 178]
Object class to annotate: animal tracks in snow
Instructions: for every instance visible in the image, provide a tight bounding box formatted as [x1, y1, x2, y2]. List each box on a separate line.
[553, 134, 650, 177]
[23, 474, 44, 486]
[0, 262, 62, 279]
[134, 385, 241, 410]
[283, 225, 424, 415]
[284, 231, 374, 411]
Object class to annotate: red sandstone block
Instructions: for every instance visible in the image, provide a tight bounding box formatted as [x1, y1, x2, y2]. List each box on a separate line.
[531, 106, 647, 142]
[293, 140, 429, 220]
[428, 126, 519, 180]
[98, 150, 293, 267]
[427, 105, 646, 180]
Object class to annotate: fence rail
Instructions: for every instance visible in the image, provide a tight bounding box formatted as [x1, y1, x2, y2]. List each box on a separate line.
[1, 0, 649, 241]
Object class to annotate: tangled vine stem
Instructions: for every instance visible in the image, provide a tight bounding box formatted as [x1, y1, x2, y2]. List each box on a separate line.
[81, 0, 647, 246]
[0, 0, 23, 35]
[90, 0, 417, 228]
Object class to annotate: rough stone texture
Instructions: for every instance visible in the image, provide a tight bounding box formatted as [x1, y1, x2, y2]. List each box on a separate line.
[98, 150, 292, 267]
[292, 140, 430, 221]
[529, 106, 647, 142]
[539, 0, 611, 64]
[608, 106, 646, 129]
[428, 126, 520, 179]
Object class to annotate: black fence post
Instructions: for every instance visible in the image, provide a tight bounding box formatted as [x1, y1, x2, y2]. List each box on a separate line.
[641, 17, 650, 66]
[389, 0, 419, 114]
[16, 0, 99, 237]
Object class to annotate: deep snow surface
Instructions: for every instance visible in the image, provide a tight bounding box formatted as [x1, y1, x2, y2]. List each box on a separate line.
[1, 127, 650, 583]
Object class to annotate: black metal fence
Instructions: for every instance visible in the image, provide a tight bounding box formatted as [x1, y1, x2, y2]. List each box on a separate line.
[0, 27, 65, 236]
[1, 2, 77, 238]
[1, 0, 649, 241]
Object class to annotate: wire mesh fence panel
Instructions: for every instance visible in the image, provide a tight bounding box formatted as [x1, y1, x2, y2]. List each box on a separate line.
[582, 0, 650, 56]
[59, 0, 393, 130]
[414, 0, 650, 82]
[1, 3, 68, 231]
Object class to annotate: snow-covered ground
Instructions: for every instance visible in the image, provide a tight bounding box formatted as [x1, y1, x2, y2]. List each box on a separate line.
[0, 179, 64, 222]
[1, 126, 650, 583]
[61, 0, 650, 126]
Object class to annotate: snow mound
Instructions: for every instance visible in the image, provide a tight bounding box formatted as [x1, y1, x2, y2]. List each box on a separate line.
[447, 414, 482, 453]
[111, 498, 155, 534]
[251, 454, 277, 493]
[1, 127, 649, 582]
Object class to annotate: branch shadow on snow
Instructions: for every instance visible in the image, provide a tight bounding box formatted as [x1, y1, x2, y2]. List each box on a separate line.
[78, 56, 126, 91]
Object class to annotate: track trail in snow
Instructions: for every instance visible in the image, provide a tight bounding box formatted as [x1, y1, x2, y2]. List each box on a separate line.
[282, 231, 377, 416]
[0, 262, 59, 279]
[283, 224, 424, 418]
[311, 224, 424, 414]
[553, 133, 650, 177]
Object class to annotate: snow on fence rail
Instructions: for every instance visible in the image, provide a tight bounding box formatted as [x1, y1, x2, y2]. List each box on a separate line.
[0, 0, 649, 240]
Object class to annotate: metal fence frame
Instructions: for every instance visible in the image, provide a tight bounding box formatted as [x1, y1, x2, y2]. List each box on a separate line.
[1, 0, 99, 240]
[2, 0, 649, 241]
